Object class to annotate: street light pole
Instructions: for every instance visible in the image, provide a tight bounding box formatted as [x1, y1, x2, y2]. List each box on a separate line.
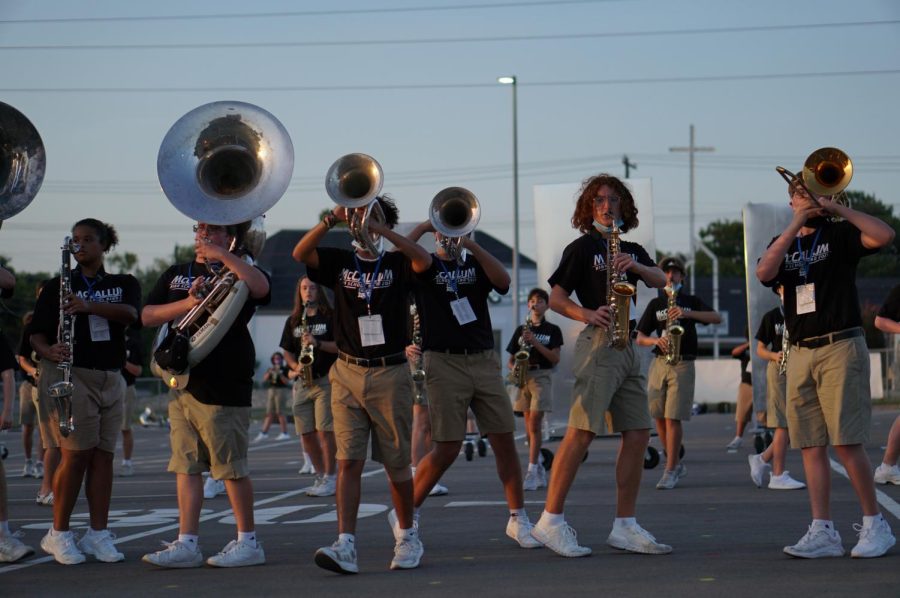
[498, 75, 520, 324]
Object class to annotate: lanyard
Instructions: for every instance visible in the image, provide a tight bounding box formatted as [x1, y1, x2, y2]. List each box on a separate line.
[79, 272, 102, 301]
[435, 256, 461, 299]
[796, 228, 822, 280]
[353, 253, 384, 315]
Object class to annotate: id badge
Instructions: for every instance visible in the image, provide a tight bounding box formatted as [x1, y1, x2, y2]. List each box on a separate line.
[358, 314, 385, 347]
[88, 314, 111, 342]
[450, 297, 477, 325]
[796, 283, 816, 315]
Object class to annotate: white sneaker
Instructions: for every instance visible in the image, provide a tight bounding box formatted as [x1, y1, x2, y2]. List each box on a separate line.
[41, 530, 86, 565]
[428, 481, 449, 496]
[850, 519, 896, 558]
[656, 469, 679, 490]
[298, 459, 316, 475]
[275, 432, 290, 441]
[538, 466, 548, 488]
[783, 525, 844, 558]
[725, 437, 743, 451]
[35, 491, 54, 506]
[0, 533, 34, 563]
[607, 522, 672, 554]
[77, 529, 125, 562]
[531, 520, 591, 557]
[768, 472, 806, 490]
[874, 463, 900, 485]
[142, 540, 203, 568]
[387, 509, 420, 538]
[119, 462, 134, 477]
[307, 475, 336, 497]
[748, 454, 771, 488]
[33, 461, 44, 479]
[22, 460, 35, 478]
[315, 538, 358, 574]
[390, 531, 424, 570]
[523, 470, 541, 491]
[507, 516, 542, 548]
[252, 432, 268, 444]
[203, 477, 225, 499]
[207, 539, 265, 567]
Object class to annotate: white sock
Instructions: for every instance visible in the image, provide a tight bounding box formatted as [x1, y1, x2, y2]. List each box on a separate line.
[399, 528, 418, 541]
[338, 533, 355, 545]
[811, 519, 834, 533]
[50, 527, 68, 537]
[527, 463, 540, 473]
[178, 534, 199, 550]
[540, 511, 565, 527]
[0, 520, 10, 536]
[509, 508, 528, 522]
[122, 459, 132, 466]
[87, 528, 106, 537]
[862, 514, 884, 528]
[614, 517, 636, 528]
[237, 531, 257, 547]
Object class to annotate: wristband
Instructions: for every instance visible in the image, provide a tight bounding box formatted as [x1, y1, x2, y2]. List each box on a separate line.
[322, 214, 336, 229]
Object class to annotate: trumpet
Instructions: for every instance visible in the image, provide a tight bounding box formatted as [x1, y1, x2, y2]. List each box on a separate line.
[606, 219, 636, 350]
[510, 309, 532, 388]
[325, 153, 386, 256]
[48, 237, 79, 437]
[664, 285, 684, 365]
[298, 302, 314, 388]
[430, 187, 480, 264]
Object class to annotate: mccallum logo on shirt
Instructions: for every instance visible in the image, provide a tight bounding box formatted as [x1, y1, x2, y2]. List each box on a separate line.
[655, 306, 692, 322]
[784, 242, 830, 272]
[76, 288, 124, 303]
[339, 268, 395, 290]
[434, 266, 477, 289]
[592, 253, 639, 272]
[532, 332, 552, 346]
[169, 274, 194, 292]
[293, 323, 328, 338]
[775, 323, 784, 336]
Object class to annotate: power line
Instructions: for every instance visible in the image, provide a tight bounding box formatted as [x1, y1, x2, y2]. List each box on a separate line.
[0, 0, 619, 25]
[2, 20, 896, 50]
[2, 68, 897, 93]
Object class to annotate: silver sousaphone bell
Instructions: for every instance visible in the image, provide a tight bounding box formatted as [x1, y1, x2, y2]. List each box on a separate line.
[0, 102, 45, 227]
[430, 187, 480, 264]
[325, 153, 386, 256]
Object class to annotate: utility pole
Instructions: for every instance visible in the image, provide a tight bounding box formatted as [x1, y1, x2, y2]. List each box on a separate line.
[669, 124, 714, 292]
[622, 154, 637, 179]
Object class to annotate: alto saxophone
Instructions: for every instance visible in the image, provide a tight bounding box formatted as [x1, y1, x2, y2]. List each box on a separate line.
[298, 302, 315, 388]
[410, 304, 426, 401]
[664, 285, 685, 365]
[606, 220, 636, 350]
[511, 309, 532, 388]
[778, 322, 789, 376]
[48, 236, 79, 437]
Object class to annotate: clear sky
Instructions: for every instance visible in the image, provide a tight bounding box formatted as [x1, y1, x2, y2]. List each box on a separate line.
[1, 0, 898, 274]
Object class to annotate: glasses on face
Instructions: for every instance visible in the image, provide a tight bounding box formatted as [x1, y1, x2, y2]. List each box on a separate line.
[593, 194, 620, 206]
[193, 224, 226, 235]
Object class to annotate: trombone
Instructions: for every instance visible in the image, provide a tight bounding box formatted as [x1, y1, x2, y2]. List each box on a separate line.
[776, 147, 853, 209]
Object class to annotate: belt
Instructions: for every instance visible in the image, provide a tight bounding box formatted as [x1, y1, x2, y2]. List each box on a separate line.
[338, 351, 407, 368]
[431, 348, 488, 355]
[795, 327, 864, 349]
[656, 354, 696, 362]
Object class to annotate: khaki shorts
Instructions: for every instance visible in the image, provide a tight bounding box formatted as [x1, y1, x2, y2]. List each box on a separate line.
[19, 380, 37, 426]
[513, 369, 553, 413]
[765, 361, 788, 429]
[424, 350, 516, 442]
[39, 365, 125, 453]
[266, 387, 289, 415]
[647, 358, 696, 421]
[735, 383, 753, 424]
[167, 389, 251, 480]
[121, 384, 136, 432]
[292, 378, 334, 435]
[568, 326, 652, 435]
[786, 334, 871, 448]
[329, 358, 413, 469]
[36, 360, 65, 449]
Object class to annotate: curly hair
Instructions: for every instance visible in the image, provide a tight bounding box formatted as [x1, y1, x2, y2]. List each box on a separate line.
[375, 194, 399, 229]
[73, 218, 119, 252]
[570, 174, 639, 234]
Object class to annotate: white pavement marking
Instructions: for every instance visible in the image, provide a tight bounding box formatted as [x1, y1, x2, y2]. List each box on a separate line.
[829, 457, 900, 522]
[0, 467, 385, 575]
[445, 501, 545, 507]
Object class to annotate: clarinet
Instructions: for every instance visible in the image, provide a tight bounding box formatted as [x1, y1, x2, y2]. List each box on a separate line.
[778, 324, 790, 376]
[47, 236, 79, 437]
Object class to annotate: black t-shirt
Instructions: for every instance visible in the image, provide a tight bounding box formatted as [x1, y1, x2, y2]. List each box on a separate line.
[0, 332, 15, 373]
[415, 254, 503, 351]
[308, 247, 413, 358]
[877, 284, 900, 321]
[755, 307, 785, 351]
[636, 291, 712, 357]
[122, 329, 144, 386]
[145, 261, 271, 407]
[505, 319, 564, 369]
[263, 364, 290, 388]
[31, 266, 141, 370]
[761, 221, 878, 341]
[547, 231, 656, 319]
[17, 323, 36, 385]
[279, 312, 338, 379]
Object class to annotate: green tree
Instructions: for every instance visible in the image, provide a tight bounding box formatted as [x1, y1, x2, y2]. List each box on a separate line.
[695, 219, 746, 277]
[845, 190, 900, 277]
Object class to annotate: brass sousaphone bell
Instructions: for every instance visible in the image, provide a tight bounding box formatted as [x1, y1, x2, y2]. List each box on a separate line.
[325, 153, 386, 256]
[430, 186, 481, 264]
[776, 147, 853, 209]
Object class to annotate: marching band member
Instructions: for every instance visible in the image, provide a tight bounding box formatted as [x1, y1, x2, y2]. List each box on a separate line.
[748, 282, 806, 490]
[635, 256, 721, 489]
[141, 221, 270, 568]
[293, 197, 431, 574]
[873, 284, 900, 486]
[506, 288, 563, 491]
[400, 222, 540, 549]
[30, 219, 141, 565]
[254, 352, 291, 442]
[756, 176, 895, 558]
[16, 311, 42, 480]
[531, 173, 669, 557]
[280, 276, 339, 497]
